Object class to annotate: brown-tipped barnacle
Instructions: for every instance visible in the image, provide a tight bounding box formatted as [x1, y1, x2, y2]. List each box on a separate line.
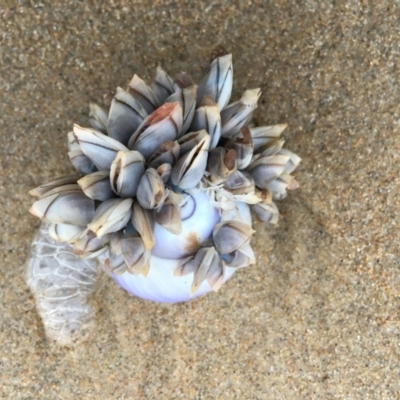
[174, 72, 195, 89]
[73, 124, 128, 171]
[128, 74, 160, 114]
[225, 127, 254, 169]
[131, 202, 155, 250]
[221, 88, 261, 138]
[89, 103, 108, 134]
[213, 220, 255, 255]
[207, 147, 237, 184]
[136, 168, 167, 210]
[190, 95, 221, 149]
[103, 232, 126, 275]
[223, 242, 256, 269]
[247, 154, 290, 189]
[104, 253, 126, 276]
[77, 171, 115, 201]
[170, 133, 210, 190]
[287, 177, 300, 191]
[266, 173, 298, 198]
[277, 149, 302, 174]
[147, 141, 180, 169]
[109, 150, 145, 198]
[197, 52, 233, 110]
[103, 238, 127, 276]
[219, 190, 262, 206]
[251, 202, 279, 224]
[29, 175, 81, 197]
[29, 184, 95, 226]
[257, 139, 285, 158]
[152, 66, 179, 104]
[254, 188, 273, 204]
[73, 229, 110, 258]
[48, 223, 85, 244]
[250, 124, 288, 153]
[121, 235, 150, 276]
[209, 44, 230, 62]
[191, 247, 225, 294]
[107, 87, 148, 145]
[128, 102, 183, 160]
[223, 170, 255, 195]
[154, 200, 182, 235]
[177, 130, 208, 157]
[157, 163, 172, 183]
[87, 198, 133, 238]
[269, 174, 299, 200]
[166, 85, 197, 136]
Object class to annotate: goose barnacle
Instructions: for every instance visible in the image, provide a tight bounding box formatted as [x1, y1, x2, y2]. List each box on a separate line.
[26, 47, 301, 343]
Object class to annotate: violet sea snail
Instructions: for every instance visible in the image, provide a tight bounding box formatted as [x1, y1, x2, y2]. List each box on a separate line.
[27, 47, 300, 343]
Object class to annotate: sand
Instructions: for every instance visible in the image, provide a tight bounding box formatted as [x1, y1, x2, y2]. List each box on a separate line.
[1, 1, 400, 398]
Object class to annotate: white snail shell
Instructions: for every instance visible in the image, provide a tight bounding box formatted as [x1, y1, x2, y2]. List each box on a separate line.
[111, 191, 251, 302]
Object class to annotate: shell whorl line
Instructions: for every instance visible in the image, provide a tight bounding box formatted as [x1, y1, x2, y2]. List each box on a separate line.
[179, 193, 196, 221]
[29, 47, 301, 295]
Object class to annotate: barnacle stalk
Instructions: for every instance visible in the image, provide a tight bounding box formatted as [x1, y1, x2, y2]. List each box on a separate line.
[27, 47, 300, 342]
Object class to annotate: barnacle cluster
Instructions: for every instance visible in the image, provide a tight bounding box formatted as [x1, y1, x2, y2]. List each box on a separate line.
[29, 47, 300, 299]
